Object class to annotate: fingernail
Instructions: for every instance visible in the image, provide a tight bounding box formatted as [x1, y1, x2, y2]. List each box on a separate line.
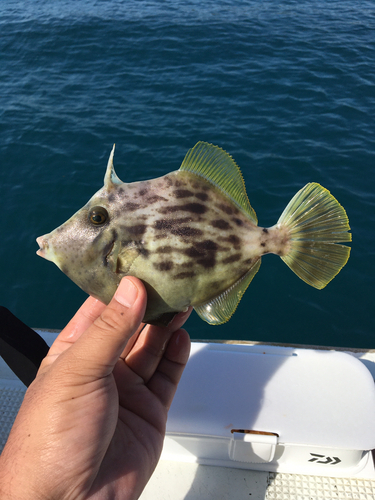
[114, 278, 138, 308]
[174, 331, 182, 347]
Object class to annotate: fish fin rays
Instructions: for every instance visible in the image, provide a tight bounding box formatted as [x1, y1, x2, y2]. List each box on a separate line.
[179, 142, 258, 224]
[278, 182, 351, 289]
[281, 242, 351, 289]
[194, 259, 261, 325]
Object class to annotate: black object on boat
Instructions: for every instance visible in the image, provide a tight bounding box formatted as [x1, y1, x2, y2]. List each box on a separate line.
[0, 306, 49, 387]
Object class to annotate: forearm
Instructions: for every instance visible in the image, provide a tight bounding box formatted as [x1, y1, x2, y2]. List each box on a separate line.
[0, 445, 47, 500]
[0, 404, 55, 500]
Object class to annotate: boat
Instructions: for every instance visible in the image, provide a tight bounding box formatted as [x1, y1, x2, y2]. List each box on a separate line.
[1, 322, 375, 499]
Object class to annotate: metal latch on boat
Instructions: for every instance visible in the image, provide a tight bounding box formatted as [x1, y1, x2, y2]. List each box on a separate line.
[229, 430, 279, 463]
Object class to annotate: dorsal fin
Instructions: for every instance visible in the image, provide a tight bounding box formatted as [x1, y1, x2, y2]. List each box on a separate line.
[179, 142, 257, 224]
[104, 144, 123, 188]
[194, 259, 261, 325]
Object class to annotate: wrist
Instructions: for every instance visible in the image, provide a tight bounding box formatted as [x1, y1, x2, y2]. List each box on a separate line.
[0, 447, 52, 500]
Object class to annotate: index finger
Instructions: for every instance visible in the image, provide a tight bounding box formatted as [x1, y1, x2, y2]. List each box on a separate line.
[45, 296, 107, 361]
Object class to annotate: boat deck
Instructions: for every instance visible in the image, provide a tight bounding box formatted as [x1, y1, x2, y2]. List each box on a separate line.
[141, 460, 375, 500]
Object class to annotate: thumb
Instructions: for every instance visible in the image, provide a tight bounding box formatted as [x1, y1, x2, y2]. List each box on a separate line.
[62, 277, 147, 380]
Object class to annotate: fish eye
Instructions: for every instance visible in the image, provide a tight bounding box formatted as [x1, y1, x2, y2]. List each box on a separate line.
[89, 206, 109, 226]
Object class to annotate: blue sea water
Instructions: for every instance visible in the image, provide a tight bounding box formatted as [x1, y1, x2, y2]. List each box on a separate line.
[0, 0, 374, 347]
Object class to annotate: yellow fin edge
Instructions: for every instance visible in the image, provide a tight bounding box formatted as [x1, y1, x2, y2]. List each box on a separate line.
[180, 142, 258, 224]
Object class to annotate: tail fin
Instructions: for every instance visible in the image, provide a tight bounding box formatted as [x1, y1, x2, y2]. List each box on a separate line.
[277, 183, 351, 289]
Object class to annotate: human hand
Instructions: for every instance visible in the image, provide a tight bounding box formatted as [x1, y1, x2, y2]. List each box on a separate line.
[0, 277, 191, 500]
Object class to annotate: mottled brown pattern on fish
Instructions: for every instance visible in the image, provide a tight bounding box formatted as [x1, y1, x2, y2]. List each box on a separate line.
[173, 188, 210, 203]
[174, 189, 194, 198]
[181, 261, 194, 267]
[124, 202, 140, 211]
[211, 219, 231, 230]
[158, 202, 207, 215]
[206, 280, 222, 291]
[173, 179, 185, 188]
[233, 217, 244, 226]
[122, 172, 257, 305]
[153, 261, 174, 271]
[155, 245, 174, 253]
[126, 224, 147, 236]
[195, 192, 209, 201]
[147, 194, 168, 204]
[137, 246, 150, 258]
[216, 203, 239, 215]
[171, 227, 204, 238]
[153, 217, 193, 231]
[222, 253, 242, 264]
[165, 175, 174, 186]
[219, 234, 242, 249]
[174, 271, 196, 280]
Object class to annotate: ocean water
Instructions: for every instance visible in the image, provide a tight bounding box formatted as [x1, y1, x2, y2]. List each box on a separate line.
[1, 0, 374, 348]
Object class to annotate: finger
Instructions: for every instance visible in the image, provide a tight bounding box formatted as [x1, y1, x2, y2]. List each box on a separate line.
[147, 329, 191, 409]
[123, 307, 192, 383]
[61, 297, 107, 342]
[45, 297, 106, 358]
[117, 323, 146, 361]
[120, 307, 192, 361]
[59, 277, 147, 381]
[38, 297, 108, 375]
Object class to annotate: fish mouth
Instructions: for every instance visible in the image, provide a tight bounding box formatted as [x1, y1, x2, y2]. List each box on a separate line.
[36, 235, 62, 266]
[36, 236, 49, 258]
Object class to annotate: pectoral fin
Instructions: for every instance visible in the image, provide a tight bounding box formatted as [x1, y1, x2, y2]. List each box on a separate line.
[107, 242, 140, 274]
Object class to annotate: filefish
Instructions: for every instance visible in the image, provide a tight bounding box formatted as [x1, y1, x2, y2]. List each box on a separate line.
[36, 142, 351, 326]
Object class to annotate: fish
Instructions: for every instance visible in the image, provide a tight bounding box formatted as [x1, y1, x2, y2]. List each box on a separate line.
[36, 142, 352, 326]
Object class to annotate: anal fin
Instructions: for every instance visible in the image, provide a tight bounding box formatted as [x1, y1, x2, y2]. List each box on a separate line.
[194, 259, 261, 325]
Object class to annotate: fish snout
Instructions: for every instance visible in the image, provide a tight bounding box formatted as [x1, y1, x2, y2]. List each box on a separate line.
[36, 235, 49, 259]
